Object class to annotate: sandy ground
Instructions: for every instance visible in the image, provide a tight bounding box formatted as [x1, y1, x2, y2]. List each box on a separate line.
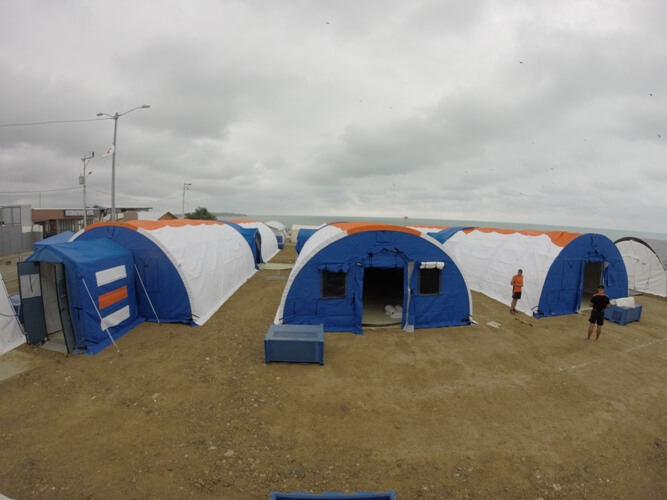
[0, 245, 666, 499]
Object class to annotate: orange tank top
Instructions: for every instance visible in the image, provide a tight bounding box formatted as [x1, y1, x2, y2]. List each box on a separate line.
[512, 274, 524, 293]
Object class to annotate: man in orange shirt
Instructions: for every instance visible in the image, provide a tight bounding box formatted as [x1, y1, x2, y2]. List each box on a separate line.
[510, 269, 523, 314]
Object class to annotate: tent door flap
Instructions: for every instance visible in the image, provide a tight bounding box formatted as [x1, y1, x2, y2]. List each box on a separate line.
[54, 263, 76, 353]
[17, 261, 47, 344]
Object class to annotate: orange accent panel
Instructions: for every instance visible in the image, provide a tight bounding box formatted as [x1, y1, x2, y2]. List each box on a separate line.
[462, 227, 581, 247]
[412, 225, 451, 230]
[85, 219, 225, 232]
[331, 221, 422, 236]
[98, 286, 128, 310]
[128, 219, 224, 230]
[84, 221, 139, 232]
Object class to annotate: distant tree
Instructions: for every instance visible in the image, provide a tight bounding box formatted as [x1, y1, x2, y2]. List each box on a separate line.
[185, 206, 217, 220]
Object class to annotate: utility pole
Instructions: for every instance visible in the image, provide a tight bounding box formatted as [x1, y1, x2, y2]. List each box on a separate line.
[182, 183, 192, 218]
[80, 152, 94, 227]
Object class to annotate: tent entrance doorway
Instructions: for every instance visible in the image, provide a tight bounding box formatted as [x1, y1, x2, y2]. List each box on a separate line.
[362, 267, 404, 326]
[18, 262, 75, 353]
[580, 261, 604, 309]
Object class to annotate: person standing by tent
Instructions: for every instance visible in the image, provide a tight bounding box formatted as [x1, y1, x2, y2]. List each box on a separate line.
[587, 285, 611, 341]
[510, 269, 523, 313]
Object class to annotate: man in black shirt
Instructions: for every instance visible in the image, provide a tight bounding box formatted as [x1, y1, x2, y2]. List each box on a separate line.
[587, 285, 611, 341]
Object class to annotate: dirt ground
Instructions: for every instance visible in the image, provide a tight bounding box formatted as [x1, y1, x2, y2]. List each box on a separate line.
[0, 245, 665, 499]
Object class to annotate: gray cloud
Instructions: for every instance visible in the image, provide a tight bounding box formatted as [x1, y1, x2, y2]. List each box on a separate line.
[1, 0, 666, 234]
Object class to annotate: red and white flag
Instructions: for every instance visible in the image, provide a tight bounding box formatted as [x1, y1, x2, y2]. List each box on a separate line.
[102, 145, 115, 158]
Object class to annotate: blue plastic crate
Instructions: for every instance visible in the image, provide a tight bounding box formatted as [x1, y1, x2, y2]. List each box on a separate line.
[269, 492, 396, 500]
[264, 324, 324, 365]
[604, 305, 642, 326]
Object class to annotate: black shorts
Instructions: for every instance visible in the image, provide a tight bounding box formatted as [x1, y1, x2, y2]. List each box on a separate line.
[589, 310, 605, 325]
[512, 291, 522, 300]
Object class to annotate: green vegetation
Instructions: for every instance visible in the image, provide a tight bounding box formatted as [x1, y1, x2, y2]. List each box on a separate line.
[185, 207, 217, 220]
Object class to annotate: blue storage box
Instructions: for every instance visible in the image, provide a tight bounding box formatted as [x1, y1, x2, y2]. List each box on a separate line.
[604, 305, 642, 325]
[277, 235, 284, 249]
[265, 324, 324, 364]
[269, 492, 396, 500]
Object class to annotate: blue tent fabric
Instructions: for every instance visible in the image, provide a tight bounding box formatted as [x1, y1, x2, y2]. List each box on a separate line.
[26, 238, 144, 354]
[270, 492, 396, 500]
[33, 231, 75, 250]
[74, 225, 193, 323]
[535, 233, 628, 317]
[427, 227, 474, 243]
[281, 229, 471, 334]
[296, 228, 319, 254]
[222, 221, 262, 265]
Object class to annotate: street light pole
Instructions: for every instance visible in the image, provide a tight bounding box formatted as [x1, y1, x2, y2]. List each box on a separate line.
[80, 152, 94, 227]
[182, 183, 192, 218]
[97, 104, 150, 221]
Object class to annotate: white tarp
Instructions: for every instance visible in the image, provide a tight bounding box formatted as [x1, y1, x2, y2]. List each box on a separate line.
[139, 223, 257, 325]
[1, 272, 25, 355]
[442, 230, 562, 315]
[615, 238, 667, 297]
[265, 220, 289, 242]
[232, 220, 279, 262]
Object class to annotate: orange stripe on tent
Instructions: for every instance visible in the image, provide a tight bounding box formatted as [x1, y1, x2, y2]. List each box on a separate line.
[228, 219, 258, 224]
[331, 222, 422, 236]
[127, 219, 224, 230]
[462, 227, 581, 247]
[84, 219, 224, 232]
[98, 285, 128, 310]
[84, 221, 139, 232]
[412, 225, 451, 230]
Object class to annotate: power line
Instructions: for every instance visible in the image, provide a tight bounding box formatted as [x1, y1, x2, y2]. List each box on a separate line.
[0, 117, 109, 128]
[0, 186, 80, 194]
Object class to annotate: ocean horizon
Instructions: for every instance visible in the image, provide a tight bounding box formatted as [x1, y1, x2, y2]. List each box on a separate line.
[235, 214, 667, 242]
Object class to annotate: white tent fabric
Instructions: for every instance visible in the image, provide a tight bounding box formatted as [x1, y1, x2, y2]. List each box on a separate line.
[264, 220, 289, 242]
[231, 220, 279, 262]
[1, 272, 25, 355]
[74, 220, 258, 326]
[615, 238, 667, 297]
[441, 230, 561, 315]
[136, 223, 257, 325]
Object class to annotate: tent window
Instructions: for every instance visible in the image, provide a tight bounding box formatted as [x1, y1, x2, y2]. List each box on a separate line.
[322, 270, 347, 298]
[419, 268, 441, 295]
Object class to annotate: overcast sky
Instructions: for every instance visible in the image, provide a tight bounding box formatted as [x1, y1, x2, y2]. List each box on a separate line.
[1, 0, 665, 234]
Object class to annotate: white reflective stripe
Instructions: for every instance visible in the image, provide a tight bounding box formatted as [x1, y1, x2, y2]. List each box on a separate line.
[96, 265, 127, 287]
[100, 305, 130, 330]
[420, 261, 445, 270]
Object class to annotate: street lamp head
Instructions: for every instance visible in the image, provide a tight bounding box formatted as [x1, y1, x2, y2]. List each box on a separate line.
[96, 112, 104, 117]
[141, 104, 150, 109]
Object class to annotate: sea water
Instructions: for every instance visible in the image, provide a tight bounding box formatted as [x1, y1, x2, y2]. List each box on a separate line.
[241, 214, 667, 242]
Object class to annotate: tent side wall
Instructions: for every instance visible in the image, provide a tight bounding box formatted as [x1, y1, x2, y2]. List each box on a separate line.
[442, 230, 562, 315]
[229, 220, 279, 262]
[74, 225, 193, 323]
[615, 238, 667, 297]
[25, 239, 144, 354]
[157, 223, 257, 325]
[1, 272, 25, 355]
